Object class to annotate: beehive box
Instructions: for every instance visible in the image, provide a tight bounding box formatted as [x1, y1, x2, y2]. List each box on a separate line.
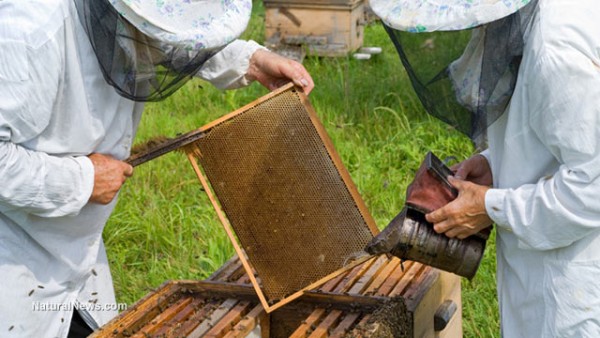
[91, 255, 461, 337]
[264, 0, 366, 57]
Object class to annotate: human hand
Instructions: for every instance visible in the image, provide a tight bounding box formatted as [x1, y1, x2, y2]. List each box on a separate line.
[245, 49, 314, 94]
[452, 153, 493, 186]
[425, 176, 492, 239]
[88, 153, 134, 204]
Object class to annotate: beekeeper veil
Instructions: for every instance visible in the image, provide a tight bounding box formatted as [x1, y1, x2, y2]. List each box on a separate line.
[74, 0, 252, 102]
[370, 0, 538, 144]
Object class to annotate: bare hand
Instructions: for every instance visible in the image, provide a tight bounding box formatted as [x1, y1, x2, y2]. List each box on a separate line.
[452, 154, 493, 186]
[88, 153, 134, 204]
[425, 176, 492, 239]
[246, 49, 314, 94]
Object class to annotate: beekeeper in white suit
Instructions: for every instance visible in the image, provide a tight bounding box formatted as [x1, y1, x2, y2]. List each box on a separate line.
[0, 0, 313, 336]
[370, 0, 600, 336]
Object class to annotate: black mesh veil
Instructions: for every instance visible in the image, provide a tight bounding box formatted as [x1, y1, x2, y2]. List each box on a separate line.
[74, 0, 224, 102]
[383, 0, 538, 144]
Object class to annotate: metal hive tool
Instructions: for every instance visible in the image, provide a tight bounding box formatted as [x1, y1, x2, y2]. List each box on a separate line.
[185, 83, 378, 312]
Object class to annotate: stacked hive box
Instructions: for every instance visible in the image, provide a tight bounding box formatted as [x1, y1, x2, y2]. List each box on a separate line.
[91, 255, 461, 337]
[264, 0, 366, 57]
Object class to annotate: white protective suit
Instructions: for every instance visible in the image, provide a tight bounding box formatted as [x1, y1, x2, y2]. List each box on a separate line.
[0, 0, 263, 336]
[480, 0, 600, 336]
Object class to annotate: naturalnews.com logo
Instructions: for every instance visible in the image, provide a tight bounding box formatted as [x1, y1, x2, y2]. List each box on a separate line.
[31, 301, 127, 312]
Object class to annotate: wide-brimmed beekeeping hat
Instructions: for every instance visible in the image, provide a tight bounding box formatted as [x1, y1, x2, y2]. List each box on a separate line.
[107, 0, 251, 50]
[75, 0, 252, 101]
[370, 0, 532, 32]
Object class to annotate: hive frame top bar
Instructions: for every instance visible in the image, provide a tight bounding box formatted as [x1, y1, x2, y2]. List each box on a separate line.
[186, 83, 378, 312]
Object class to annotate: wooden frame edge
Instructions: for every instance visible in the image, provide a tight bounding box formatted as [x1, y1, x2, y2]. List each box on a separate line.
[297, 90, 380, 235]
[186, 152, 272, 312]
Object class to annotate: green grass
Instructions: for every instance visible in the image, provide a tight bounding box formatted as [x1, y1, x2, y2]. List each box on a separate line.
[104, 1, 499, 336]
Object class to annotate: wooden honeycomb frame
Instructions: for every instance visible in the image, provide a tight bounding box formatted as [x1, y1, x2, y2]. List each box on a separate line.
[184, 83, 378, 312]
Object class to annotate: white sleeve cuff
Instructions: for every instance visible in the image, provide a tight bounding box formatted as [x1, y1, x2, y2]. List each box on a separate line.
[479, 148, 491, 165]
[485, 188, 511, 231]
[74, 155, 95, 208]
[197, 40, 267, 90]
[34, 155, 95, 217]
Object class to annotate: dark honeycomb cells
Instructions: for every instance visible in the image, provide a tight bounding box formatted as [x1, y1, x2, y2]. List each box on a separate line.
[193, 88, 375, 302]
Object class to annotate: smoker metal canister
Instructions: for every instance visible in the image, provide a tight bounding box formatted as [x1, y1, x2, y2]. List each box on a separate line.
[368, 208, 486, 279]
[394, 209, 486, 279]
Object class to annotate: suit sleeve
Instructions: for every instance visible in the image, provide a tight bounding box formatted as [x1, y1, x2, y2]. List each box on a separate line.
[0, 34, 94, 218]
[196, 39, 267, 90]
[485, 45, 600, 250]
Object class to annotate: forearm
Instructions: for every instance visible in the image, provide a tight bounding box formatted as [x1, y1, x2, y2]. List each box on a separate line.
[0, 142, 94, 217]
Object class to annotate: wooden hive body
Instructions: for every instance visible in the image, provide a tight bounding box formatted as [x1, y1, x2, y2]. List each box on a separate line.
[264, 0, 366, 57]
[92, 255, 461, 337]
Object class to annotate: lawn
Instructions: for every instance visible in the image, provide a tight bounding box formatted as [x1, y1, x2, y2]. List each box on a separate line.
[104, 1, 499, 336]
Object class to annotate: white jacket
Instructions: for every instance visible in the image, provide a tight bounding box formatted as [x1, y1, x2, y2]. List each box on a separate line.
[482, 0, 600, 336]
[0, 0, 262, 336]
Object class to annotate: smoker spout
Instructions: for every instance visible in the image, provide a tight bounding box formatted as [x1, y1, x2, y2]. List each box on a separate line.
[365, 208, 407, 256]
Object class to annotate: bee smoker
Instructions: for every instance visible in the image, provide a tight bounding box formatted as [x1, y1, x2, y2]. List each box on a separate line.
[366, 208, 487, 279]
[365, 152, 488, 279]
